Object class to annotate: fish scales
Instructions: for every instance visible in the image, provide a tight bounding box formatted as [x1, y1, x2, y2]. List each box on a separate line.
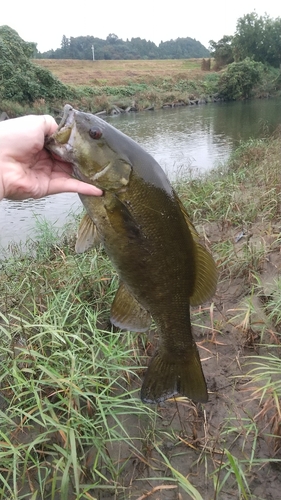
[45, 104, 217, 404]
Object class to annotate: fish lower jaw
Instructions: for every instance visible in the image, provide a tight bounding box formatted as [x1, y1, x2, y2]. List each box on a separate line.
[50, 143, 73, 163]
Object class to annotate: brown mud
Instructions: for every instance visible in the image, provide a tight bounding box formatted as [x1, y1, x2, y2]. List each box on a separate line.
[96, 220, 281, 499]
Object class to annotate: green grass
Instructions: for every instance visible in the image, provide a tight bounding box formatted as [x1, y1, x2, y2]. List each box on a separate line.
[1, 133, 281, 498]
[174, 134, 281, 498]
[0, 242, 157, 498]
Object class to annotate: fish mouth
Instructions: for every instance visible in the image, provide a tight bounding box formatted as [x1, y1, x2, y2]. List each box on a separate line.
[54, 104, 76, 145]
[53, 105, 90, 184]
[45, 104, 76, 154]
[57, 104, 75, 136]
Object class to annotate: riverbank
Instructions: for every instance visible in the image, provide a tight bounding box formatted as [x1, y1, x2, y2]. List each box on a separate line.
[1, 58, 280, 118]
[1, 133, 281, 499]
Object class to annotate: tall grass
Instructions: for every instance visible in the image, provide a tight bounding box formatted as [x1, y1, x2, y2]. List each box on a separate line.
[177, 133, 281, 497]
[1, 132, 281, 498]
[0, 235, 158, 499]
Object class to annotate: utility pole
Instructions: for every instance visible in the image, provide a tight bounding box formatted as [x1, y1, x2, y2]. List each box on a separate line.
[91, 44, 95, 61]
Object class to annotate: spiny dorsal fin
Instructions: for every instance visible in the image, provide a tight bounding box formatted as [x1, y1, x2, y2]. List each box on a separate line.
[75, 213, 100, 253]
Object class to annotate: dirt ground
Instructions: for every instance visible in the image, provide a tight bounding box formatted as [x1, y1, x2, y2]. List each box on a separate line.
[1, 219, 281, 500]
[98, 219, 281, 500]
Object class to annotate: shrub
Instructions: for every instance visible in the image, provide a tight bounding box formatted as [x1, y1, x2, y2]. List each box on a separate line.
[217, 58, 263, 100]
[0, 25, 70, 103]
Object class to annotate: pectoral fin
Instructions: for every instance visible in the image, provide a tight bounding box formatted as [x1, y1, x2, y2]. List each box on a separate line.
[105, 195, 143, 241]
[111, 282, 151, 332]
[75, 213, 101, 253]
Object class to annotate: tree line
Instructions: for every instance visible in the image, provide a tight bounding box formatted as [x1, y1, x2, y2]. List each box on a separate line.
[36, 33, 210, 60]
[209, 12, 281, 101]
[210, 12, 281, 69]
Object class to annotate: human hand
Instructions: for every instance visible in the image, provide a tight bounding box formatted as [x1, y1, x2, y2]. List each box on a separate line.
[0, 114, 103, 201]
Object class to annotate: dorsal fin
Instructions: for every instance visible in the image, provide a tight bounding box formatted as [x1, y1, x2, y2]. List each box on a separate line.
[175, 193, 218, 305]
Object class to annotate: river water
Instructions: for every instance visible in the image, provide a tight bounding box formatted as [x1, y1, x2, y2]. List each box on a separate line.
[1, 98, 281, 249]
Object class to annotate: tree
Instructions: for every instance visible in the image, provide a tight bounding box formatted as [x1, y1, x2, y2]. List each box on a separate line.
[209, 36, 234, 69]
[38, 34, 209, 60]
[106, 33, 119, 44]
[129, 37, 158, 59]
[158, 37, 209, 59]
[60, 35, 70, 57]
[233, 12, 281, 68]
[61, 35, 69, 50]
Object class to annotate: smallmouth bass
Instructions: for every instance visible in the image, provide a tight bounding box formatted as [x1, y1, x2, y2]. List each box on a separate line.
[45, 104, 217, 404]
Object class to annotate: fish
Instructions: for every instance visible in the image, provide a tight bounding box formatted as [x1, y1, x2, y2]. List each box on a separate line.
[45, 104, 217, 404]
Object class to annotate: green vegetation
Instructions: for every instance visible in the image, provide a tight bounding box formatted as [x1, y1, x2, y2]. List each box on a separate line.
[208, 12, 281, 101]
[209, 36, 234, 69]
[0, 26, 70, 104]
[1, 15, 281, 497]
[0, 25, 212, 114]
[1, 133, 281, 498]
[1, 11, 281, 115]
[38, 33, 209, 60]
[233, 12, 281, 68]
[217, 58, 263, 100]
[210, 12, 281, 69]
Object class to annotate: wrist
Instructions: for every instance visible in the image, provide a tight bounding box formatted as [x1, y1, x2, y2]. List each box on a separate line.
[0, 151, 27, 200]
[0, 126, 13, 200]
[0, 150, 8, 201]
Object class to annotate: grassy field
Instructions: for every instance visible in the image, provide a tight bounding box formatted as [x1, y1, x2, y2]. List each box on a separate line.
[2, 57, 279, 119]
[1, 132, 281, 499]
[32, 59, 219, 115]
[34, 59, 209, 87]
[1, 59, 218, 118]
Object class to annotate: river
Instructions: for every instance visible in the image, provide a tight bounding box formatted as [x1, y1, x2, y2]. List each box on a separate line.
[1, 98, 281, 249]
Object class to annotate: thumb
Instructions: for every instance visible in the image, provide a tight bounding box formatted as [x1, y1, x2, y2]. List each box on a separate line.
[42, 115, 58, 137]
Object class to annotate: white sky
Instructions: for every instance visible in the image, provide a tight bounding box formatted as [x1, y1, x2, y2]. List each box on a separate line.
[2, 0, 280, 53]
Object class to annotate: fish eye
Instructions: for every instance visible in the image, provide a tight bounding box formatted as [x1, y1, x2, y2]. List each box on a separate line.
[89, 128, 102, 140]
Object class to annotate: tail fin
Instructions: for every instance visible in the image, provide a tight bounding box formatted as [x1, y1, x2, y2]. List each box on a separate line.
[141, 344, 208, 404]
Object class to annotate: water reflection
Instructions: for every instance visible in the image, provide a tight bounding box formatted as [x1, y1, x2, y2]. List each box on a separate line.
[1, 98, 281, 249]
[0, 193, 81, 250]
[108, 106, 233, 177]
[210, 99, 281, 140]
